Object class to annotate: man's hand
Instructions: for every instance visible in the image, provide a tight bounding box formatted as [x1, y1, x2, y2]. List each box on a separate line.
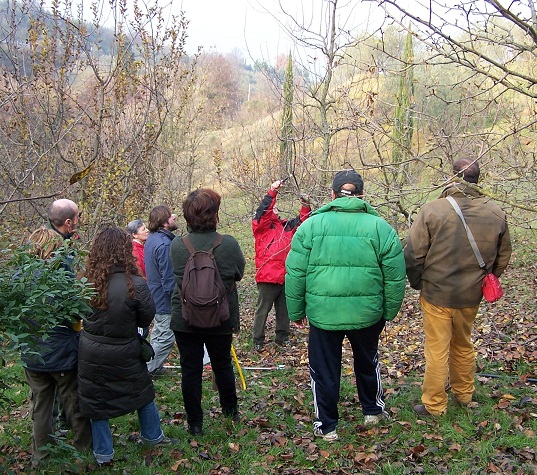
[300, 194, 311, 206]
[271, 180, 283, 192]
[292, 317, 308, 329]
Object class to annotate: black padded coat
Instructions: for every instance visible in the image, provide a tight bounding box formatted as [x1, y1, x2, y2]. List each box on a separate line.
[78, 267, 156, 419]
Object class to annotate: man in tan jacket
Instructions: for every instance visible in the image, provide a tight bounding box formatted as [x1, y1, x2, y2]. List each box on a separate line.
[405, 158, 512, 416]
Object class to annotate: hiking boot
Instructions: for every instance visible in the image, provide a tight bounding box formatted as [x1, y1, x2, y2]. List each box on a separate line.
[275, 339, 290, 348]
[149, 366, 168, 378]
[254, 343, 264, 352]
[313, 427, 339, 441]
[364, 411, 390, 426]
[454, 397, 471, 407]
[413, 404, 433, 416]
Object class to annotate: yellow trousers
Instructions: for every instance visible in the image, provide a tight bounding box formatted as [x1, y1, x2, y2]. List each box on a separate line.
[420, 295, 480, 415]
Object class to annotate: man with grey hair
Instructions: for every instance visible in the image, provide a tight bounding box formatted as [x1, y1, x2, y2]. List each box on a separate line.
[405, 158, 512, 417]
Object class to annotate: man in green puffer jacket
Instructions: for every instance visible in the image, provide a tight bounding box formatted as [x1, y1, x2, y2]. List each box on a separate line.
[285, 170, 406, 442]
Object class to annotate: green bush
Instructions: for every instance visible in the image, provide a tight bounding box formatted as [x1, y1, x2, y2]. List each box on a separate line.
[0, 244, 95, 409]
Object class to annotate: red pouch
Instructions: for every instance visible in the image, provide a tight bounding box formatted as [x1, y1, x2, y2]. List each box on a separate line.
[482, 273, 504, 303]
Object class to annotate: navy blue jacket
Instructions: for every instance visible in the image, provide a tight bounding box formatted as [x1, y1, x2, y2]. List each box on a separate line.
[20, 254, 81, 372]
[144, 228, 176, 313]
[22, 324, 80, 372]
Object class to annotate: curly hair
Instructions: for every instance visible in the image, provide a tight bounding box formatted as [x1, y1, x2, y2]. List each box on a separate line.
[85, 225, 140, 310]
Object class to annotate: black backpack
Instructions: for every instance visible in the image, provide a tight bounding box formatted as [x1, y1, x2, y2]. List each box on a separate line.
[181, 234, 230, 328]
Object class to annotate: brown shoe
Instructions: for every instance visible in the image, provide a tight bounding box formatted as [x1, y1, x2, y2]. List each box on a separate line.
[413, 404, 432, 416]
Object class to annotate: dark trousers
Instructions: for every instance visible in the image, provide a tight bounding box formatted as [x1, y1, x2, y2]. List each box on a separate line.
[24, 368, 92, 461]
[308, 319, 386, 433]
[252, 282, 290, 344]
[174, 331, 237, 427]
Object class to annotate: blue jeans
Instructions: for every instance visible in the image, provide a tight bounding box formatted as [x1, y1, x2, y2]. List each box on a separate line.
[91, 401, 164, 463]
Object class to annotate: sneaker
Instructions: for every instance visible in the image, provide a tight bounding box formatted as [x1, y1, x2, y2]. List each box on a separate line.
[364, 411, 390, 426]
[253, 343, 264, 352]
[275, 339, 290, 347]
[313, 427, 339, 441]
[151, 436, 179, 447]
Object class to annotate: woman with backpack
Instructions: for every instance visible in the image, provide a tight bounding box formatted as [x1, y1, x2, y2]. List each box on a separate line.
[170, 188, 246, 436]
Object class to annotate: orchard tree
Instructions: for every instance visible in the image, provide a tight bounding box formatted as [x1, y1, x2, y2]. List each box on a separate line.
[0, 0, 195, 239]
[370, 0, 537, 225]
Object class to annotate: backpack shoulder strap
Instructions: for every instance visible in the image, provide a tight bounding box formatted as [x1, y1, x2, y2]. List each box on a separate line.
[182, 235, 197, 255]
[209, 233, 224, 254]
[183, 234, 223, 255]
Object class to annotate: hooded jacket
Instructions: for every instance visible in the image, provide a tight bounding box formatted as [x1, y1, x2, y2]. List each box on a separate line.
[404, 184, 512, 308]
[285, 196, 406, 330]
[253, 189, 310, 285]
[78, 268, 156, 419]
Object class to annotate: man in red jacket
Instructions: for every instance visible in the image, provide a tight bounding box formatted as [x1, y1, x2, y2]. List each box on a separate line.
[252, 180, 311, 351]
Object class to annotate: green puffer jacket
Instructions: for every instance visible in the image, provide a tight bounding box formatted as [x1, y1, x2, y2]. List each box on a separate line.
[285, 197, 406, 330]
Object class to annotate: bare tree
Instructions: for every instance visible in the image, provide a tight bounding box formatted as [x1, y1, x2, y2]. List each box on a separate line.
[368, 0, 537, 224]
[0, 0, 194, 238]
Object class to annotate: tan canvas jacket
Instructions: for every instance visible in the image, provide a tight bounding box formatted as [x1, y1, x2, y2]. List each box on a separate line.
[404, 184, 512, 308]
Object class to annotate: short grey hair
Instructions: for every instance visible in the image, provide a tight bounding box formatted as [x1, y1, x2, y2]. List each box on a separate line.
[127, 219, 144, 235]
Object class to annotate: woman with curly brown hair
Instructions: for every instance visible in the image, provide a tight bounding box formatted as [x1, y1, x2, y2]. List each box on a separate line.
[78, 226, 176, 466]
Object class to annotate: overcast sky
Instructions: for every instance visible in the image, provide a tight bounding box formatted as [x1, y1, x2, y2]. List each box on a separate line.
[171, 0, 380, 63]
[174, 0, 298, 62]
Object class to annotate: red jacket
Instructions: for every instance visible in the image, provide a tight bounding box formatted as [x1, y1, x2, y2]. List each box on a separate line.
[253, 189, 310, 284]
[132, 240, 146, 278]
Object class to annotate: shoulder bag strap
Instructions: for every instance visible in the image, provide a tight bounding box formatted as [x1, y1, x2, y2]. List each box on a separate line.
[446, 196, 486, 271]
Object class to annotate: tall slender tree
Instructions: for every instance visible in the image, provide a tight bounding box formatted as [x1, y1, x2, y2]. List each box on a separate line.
[279, 53, 294, 178]
[392, 29, 414, 167]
